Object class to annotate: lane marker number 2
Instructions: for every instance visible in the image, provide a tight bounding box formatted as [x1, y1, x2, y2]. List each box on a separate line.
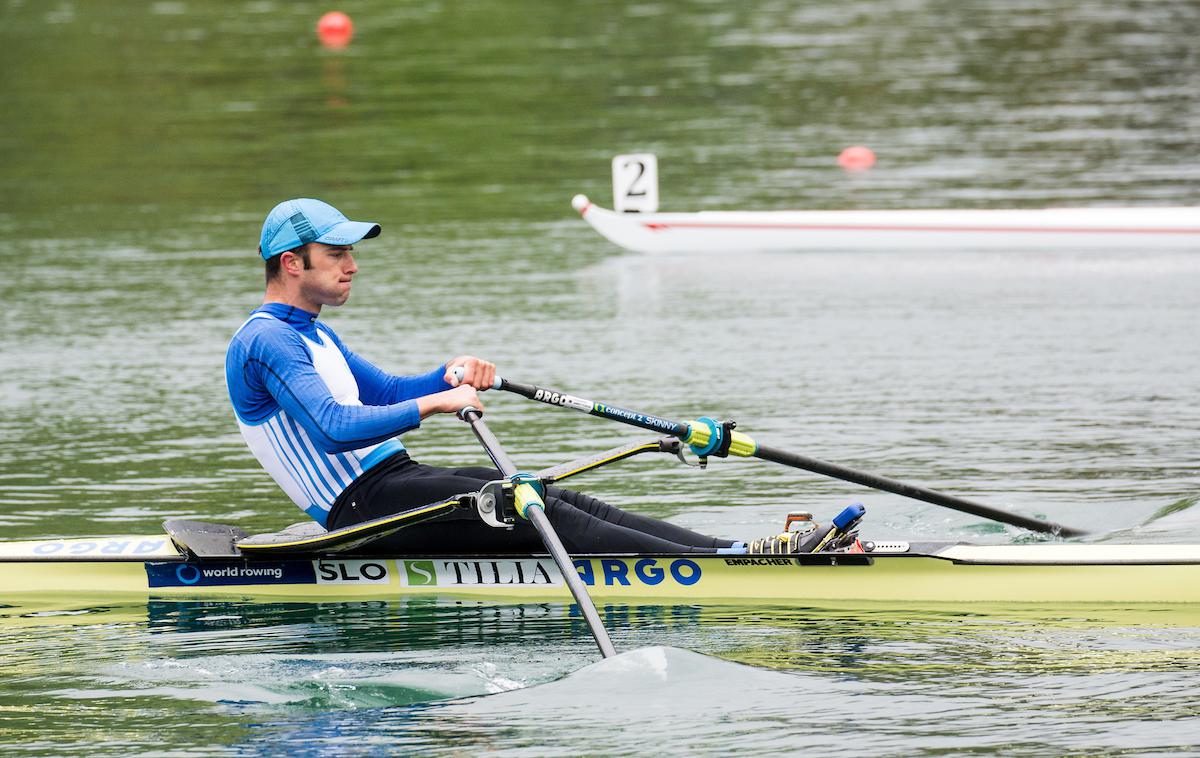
[612, 153, 659, 213]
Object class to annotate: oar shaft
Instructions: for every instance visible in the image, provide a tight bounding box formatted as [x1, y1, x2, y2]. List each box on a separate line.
[497, 379, 689, 437]
[461, 406, 520, 474]
[492, 378, 1085, 537]
[459, 407, 617, 659]
[753, 443, 1086, 538]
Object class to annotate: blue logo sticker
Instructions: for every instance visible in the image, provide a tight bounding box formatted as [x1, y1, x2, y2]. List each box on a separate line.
[146, 561, 316, 588]
[175, 565, 202, 585]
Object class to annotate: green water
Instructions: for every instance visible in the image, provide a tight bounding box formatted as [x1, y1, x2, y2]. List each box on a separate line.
[2, 0, 1200, 754]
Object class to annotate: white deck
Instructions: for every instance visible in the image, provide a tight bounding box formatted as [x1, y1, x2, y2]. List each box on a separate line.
[937, 543, 1200, 565]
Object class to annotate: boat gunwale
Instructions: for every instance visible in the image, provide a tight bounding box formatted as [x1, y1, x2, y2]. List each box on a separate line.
[6, 541, 1200, 567]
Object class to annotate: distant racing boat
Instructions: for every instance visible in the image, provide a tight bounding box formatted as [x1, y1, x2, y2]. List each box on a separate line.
[572, 194, 1200, 254]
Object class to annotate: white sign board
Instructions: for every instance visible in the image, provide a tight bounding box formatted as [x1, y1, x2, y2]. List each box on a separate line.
[612, 153, 659, 213]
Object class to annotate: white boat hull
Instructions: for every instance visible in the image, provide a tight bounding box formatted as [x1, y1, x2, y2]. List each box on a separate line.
[571, 195, 1200, 254]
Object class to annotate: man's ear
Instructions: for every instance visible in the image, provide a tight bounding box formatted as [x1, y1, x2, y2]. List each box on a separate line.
[280, 251, 302, 276]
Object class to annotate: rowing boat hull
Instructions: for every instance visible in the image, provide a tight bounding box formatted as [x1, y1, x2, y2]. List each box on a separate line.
[4, 535, 1200, 604]
[572, 195, 1200, 254]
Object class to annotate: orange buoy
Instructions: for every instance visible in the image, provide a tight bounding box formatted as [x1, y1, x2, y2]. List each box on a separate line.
[317, 11, 354, 50]
[837, 145, 876, 172]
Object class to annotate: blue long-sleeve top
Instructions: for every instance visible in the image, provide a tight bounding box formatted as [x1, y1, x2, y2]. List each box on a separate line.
[225, 303, 450, 523]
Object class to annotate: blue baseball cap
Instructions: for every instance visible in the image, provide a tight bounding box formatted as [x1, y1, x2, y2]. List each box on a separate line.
[258, 198, 381, 260]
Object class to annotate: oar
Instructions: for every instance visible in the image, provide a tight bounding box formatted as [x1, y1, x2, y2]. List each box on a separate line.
[457, 405, 618, 658]
[486, 377, 1087, 538]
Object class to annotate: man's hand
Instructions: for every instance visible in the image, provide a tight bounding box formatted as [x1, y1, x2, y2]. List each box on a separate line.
[417, 384, 482, 419]
[445, 356, 496, 390]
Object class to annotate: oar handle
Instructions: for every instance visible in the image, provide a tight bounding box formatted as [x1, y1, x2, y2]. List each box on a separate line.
[450, 366, 503, 390]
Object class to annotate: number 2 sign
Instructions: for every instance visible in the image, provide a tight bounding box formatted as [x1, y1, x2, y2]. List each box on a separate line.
[612, 153, 659, 213]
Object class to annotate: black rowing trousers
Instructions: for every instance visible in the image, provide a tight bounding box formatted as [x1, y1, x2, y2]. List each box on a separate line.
[327, 452, 735, 554]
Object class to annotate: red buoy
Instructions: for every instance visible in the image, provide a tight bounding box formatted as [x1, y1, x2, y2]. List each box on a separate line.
[837, 145, 876, 172]
[317, 11, 354, 50]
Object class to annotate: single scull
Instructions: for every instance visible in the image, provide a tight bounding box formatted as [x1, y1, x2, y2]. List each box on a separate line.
[7, 379, 1190, 608]
[2, 526, 1198, 604]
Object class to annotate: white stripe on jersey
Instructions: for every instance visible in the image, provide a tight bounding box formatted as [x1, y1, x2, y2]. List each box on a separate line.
[235, 317, 398, 525]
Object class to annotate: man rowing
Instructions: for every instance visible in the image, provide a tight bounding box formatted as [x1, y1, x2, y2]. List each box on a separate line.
[225, 198, 813, 555]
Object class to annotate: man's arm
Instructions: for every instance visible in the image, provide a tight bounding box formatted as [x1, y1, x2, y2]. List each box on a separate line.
[326, 327, 495, 404]
[239, 325, 480, 454]
[344, 350, 450, 406]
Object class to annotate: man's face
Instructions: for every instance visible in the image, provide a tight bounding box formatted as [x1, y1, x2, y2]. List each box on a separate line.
[296, 243, 358, 307]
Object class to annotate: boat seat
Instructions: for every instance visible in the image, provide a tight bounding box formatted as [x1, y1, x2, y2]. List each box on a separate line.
[238, 521, 327, 546]
[235, 496, 467, 556]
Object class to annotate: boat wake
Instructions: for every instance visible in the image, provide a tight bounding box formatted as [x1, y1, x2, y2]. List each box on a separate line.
[1098, 495, 1200, 543]
[441, 645, 816, 723]
[59, 651, 527, 710]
